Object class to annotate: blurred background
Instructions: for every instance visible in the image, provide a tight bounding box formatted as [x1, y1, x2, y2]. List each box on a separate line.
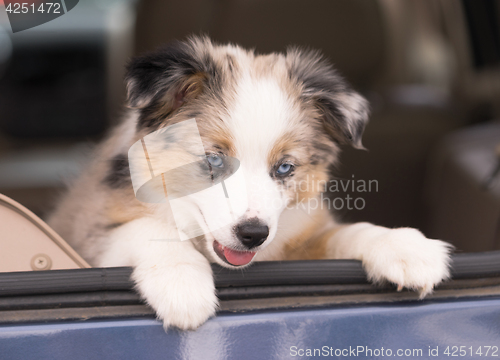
[0, 0, 499, 253]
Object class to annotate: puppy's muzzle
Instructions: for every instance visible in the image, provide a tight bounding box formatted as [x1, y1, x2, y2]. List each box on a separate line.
[235, 218, 269, 249]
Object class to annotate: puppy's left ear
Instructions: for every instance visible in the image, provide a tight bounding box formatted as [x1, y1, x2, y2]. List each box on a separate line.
[287, 48, 369, 149]
[124, 36, 218, 129]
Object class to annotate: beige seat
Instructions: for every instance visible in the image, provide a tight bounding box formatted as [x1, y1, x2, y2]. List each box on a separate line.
[0, 194, 89, 272]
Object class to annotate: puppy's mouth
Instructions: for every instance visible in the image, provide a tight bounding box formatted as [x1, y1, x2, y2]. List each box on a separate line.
[213, 240, 256, 266]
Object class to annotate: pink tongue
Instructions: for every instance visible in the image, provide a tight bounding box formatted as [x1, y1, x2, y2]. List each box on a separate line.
[223, 247, 256, 266]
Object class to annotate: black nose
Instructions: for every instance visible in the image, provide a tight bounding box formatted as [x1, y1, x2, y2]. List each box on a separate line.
[235, 219, 269, 249]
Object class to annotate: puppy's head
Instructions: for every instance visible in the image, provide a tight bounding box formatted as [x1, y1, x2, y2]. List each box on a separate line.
[125, 36, 369, 268]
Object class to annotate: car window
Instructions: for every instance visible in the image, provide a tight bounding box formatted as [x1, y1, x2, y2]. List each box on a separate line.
[0, 0, 499, 307]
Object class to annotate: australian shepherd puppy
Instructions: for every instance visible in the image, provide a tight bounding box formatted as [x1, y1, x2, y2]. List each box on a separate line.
[49, 36, 452, 330]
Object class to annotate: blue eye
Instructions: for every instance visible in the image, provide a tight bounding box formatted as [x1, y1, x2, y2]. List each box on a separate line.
[207, 154, 224, 168]
[276, 163, 293, 176]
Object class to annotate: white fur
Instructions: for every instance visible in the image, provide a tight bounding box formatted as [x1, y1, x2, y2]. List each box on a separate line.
[325, 222, 453, 297]
[99, 217, 218, 330]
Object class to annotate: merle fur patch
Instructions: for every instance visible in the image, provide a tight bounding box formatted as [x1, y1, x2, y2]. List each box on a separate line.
[286, 48, 369, 149]
[125, 38, 224, 130]
[103, 154, 131, 189]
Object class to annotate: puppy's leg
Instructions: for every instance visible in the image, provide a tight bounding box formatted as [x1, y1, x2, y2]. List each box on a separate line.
[98, 217, 218, 330]
[323, 222, 453, 297]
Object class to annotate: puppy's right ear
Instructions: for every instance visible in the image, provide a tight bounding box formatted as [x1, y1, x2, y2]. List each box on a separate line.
[287, 48, 370, 150]
[125, 38, 213, 128]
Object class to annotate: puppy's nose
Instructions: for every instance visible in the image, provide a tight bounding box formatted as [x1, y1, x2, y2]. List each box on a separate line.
[235, 219, 269, 249]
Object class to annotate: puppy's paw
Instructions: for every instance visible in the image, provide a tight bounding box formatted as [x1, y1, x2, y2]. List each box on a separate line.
[132, 263, 218, 331]
[362, 228, 453, 298]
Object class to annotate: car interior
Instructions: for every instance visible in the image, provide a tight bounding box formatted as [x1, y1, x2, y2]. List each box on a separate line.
[0, 0, 499, 324]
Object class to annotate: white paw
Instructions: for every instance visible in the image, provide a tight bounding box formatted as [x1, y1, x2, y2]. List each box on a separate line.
[362, 228, 453, 298]
[132, 263, 218, 330]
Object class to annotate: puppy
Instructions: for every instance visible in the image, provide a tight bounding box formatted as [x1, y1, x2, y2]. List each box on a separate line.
[48, 36, 452, 330]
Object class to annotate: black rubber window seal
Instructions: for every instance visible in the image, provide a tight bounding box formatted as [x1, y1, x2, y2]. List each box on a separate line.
[0, 251, 499, 297]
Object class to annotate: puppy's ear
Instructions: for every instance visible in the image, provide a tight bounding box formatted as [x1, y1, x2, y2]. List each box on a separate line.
[287, 48, 369, 149]
[125, 37, 214, 128]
